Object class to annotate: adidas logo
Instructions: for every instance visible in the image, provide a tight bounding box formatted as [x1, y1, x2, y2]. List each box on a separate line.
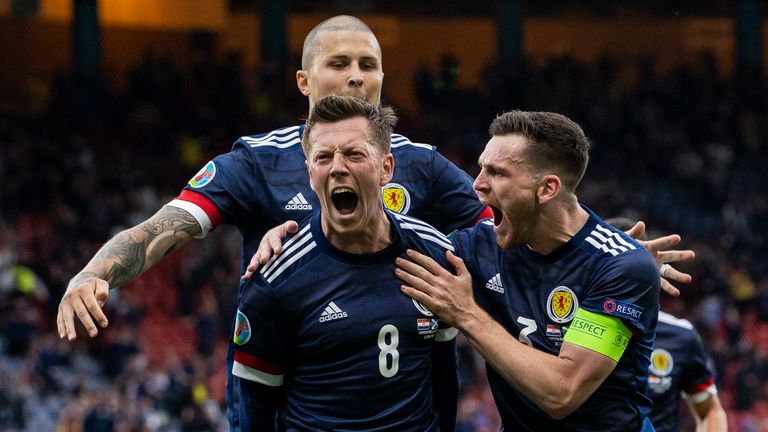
[319, 301, 348, 323]
[486, 273, 504, 293]
[285, 192, 313, 211]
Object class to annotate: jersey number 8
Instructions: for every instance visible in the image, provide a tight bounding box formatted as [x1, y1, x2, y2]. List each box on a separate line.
[378, 325, 400, 378]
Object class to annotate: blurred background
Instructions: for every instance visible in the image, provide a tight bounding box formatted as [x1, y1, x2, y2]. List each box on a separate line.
[1, 0, 767, 431]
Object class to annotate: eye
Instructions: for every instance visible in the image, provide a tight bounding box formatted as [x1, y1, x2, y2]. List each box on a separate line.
[347, 151, 365, 161]
[314, 152, 331, 163]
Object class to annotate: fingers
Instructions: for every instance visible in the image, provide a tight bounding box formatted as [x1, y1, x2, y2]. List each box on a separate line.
[660, 278, 681, 297]
[446, 250, 468, 276]
[283, 220, 299, 235]
[242, 251, 264, 281]
[91, 280, 110, 326]
[661, 265, 692, 284]
[644, 234, 682, 254]
[57, 278, 110, 340]
[657, 249, 696, 264]
[405, 249, 448, 277]
[57, 295, 76, 340]
[246, 221, 300, 279]
[394, 259, 432, 294]
[625, 221, 646, 240]
[400, 284, 434, 307]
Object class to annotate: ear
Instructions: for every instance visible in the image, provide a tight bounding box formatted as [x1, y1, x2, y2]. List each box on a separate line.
[536, 174, 561, 204]
[306, 160, 316, 192]
[380, 153, 394, 186]
[296, 70, 310, 96]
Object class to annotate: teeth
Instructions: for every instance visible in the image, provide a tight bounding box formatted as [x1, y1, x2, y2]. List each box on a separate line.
[332, 187, 355, 195]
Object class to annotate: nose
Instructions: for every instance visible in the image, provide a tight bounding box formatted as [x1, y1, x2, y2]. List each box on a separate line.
[348, 63, 364, 87]
[330, 152, 349, 177]
[473, 172, 489, 196]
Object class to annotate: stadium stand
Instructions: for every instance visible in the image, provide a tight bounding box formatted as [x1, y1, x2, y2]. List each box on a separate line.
[1, 42, 767, 431]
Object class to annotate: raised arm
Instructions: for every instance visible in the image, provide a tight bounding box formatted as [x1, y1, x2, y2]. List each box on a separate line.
[57, 205, 202, 340]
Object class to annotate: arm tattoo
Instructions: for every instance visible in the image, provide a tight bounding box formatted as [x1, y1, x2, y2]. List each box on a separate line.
[91, 206, 202, 288]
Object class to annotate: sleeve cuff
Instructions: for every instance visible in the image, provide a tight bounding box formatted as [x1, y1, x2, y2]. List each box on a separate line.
[166, 199, 212, 239]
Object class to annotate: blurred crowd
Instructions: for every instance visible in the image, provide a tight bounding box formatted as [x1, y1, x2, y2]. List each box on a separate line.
[1, 44, 768, 431]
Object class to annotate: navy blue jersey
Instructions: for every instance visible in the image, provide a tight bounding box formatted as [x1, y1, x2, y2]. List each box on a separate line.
[167, 125, 485, 428]
[648, 311, 717, 432]
[451, 208, 659, 432]
[232, 210, 458, 431]
[168, 125, 487, 274]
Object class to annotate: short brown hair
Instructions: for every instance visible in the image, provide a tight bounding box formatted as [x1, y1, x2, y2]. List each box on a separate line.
[302, 95, 397, 156]
[301, 15, 381, 70]
[489, 111, 590, 192]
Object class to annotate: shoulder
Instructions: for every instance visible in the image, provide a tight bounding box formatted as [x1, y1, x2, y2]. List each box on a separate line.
[391, 212, 453, 254]
[390, 133, 435, 153]
[257, 219, 320, 286]
[452, 219, 495, 247]
[658, 311, 695, 331]
[581, 222, 658, 279]
[232, 125, 303, 153]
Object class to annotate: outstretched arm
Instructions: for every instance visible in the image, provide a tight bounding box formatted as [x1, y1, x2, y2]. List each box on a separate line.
[57, 205, 202, 340]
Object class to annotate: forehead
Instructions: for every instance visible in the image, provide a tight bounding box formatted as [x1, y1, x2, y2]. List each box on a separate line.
[480, 134, 527, 166]
[308, 116, 371, 150]
[314, 30, 381, 60]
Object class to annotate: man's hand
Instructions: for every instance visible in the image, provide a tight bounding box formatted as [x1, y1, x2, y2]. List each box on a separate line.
[625, 221, 696, 296]
[395, 249, 476, 328]
[242, 221, 299, 281]
[57, 273, 110, 340]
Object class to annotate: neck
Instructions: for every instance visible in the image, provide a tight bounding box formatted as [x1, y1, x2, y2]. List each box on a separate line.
[322, 211, 393, 254]
[527, 196, 589, 255]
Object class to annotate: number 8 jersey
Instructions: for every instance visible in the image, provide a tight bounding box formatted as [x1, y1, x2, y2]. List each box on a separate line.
[232, 210, 458, 432]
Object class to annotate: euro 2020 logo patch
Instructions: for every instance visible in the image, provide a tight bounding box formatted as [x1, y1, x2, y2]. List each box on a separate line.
[546, 286, 579, 323]
[233, 309, 251, 345]
[189, 161, 216, 188]
[382, 183, 411, 214]
[649, 348, 674, 376]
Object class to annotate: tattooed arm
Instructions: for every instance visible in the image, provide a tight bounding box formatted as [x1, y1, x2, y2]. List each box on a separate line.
[57, 205, 202, 341]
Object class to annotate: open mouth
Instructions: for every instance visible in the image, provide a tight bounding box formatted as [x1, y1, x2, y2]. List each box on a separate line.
[490, 205, 503, 226]
[331, 187, 359, 215]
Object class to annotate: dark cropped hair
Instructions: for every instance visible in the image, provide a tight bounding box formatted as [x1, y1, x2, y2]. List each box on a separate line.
[489, 110, 590, 192]
[303, 95, 397, 156]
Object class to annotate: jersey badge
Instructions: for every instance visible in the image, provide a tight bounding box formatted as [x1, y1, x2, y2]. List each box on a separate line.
[547, 286, 579, 323]
[233, 309, 251, 345]
[189, 161, 216, 188]
[382, 183, 411, 214]
[412, 299, 434, 316]
[546, 324, 565, 346]
[603, 298, 644, 324]
[417, 318, 439, 338]
[649, 348, 674, 376]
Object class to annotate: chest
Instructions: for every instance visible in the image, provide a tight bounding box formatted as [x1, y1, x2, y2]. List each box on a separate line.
[282, 262, 440, 357]
[472, 256, 594, 353]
